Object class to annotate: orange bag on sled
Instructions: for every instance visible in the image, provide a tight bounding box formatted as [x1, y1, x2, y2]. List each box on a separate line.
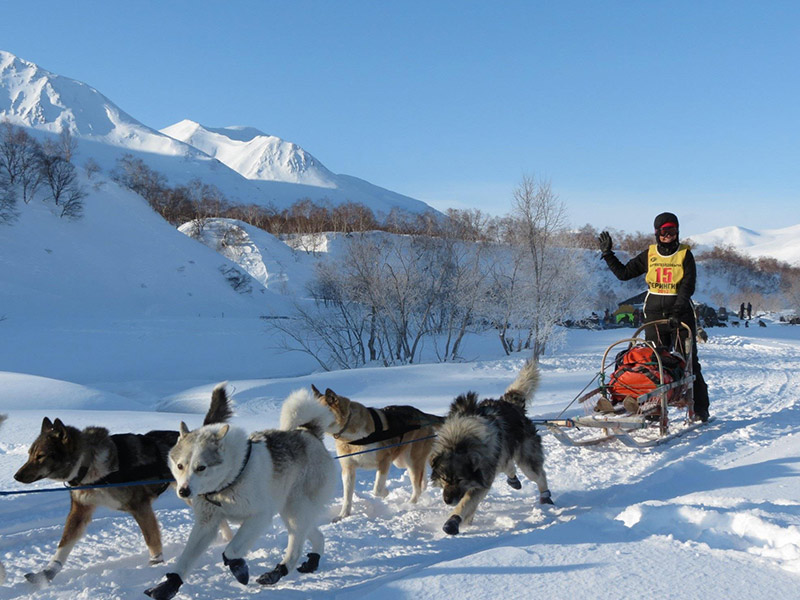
[607, 345, 685, 404]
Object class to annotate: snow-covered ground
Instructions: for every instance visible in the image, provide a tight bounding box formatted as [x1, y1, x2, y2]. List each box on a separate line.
[2, 321, 800, 599]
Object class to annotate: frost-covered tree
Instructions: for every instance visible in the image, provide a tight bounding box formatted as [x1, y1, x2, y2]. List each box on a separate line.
[505, 175, 590, 360]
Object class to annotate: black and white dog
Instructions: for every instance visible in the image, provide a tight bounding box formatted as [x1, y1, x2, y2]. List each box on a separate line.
[429, 360, 553, 535]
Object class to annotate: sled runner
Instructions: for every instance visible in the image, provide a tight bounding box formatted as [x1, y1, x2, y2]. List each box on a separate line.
[538, 319, 712, 448]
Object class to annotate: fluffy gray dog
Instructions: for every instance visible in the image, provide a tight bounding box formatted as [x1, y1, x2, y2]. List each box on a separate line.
[429, 360, 553, 535]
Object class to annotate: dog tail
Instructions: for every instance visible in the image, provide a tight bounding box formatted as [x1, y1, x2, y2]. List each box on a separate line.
[502, 359, 540, 410]
[203, 382, 234, 425]
[279, 387, 335, 441]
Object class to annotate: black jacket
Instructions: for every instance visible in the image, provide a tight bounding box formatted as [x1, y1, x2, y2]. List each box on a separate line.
[603, 245, 697, 322]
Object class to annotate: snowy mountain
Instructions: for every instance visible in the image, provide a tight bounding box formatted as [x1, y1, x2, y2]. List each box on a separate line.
[0, 50, 202, 157]
[687, 224, 800, 266]
[161, 120, 337, 188]
[0, 50, 434, 217]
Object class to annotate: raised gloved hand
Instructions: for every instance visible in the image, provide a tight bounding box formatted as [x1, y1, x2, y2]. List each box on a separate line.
[597, 231, 613, 255]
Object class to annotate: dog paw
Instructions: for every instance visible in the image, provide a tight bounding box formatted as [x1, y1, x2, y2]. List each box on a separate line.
[148, 554, 164, 566]
[223, 552, 249, 585]
[24, 571, 49, 586]
[332, 510, 350, 523]
[297, 552, 321, 574]
[506, 476, 522, 490]
[442, 515, 462, 535]
[539, 491, 554, 505]
[144, 572, 183, 600]
[256, 563, 288, 586]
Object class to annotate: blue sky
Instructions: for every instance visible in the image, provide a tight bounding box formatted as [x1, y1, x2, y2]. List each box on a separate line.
[2, 1, 798, 235]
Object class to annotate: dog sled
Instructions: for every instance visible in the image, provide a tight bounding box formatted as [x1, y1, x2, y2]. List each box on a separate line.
[538, 319, 712, 448]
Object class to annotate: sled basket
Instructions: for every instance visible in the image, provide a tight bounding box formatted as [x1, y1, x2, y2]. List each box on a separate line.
[536, 319, 709, 448]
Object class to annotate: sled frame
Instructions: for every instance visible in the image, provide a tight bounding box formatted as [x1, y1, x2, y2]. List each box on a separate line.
[541, 319, 705, 448]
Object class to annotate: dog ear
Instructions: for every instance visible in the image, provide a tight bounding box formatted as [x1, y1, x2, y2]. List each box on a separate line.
[41, 416, 54, 433]
[311, 384, 323, 398]
[324, 389, 338, 407]
[52, 418, 69, 441]
[216, 424, 230, 440]
[179, 422, 190, 437]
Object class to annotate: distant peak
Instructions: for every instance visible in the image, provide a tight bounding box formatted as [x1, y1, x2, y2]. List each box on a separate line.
[215, 125, 270, 142]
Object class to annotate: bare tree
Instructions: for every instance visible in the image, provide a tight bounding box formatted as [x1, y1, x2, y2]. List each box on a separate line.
[56, 126, 78, 162]
[508, 175, 590, 360]
[84, 158, 101, 179]
[0, 122, 43, 203]
[0, 170, 18, 224]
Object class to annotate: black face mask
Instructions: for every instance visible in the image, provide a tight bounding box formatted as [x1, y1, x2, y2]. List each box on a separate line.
[655, 231, 679, 255]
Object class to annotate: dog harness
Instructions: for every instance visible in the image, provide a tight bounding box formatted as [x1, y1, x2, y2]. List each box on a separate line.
[200, 440, 254, 507]
[347, 407, 437, 446]
[67, 435, 173, 493]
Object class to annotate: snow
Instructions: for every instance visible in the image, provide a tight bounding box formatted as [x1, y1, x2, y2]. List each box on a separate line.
[3, 47, 800, 600]
[1, 50, 436, 217]
[688, 224, 800, 266]
[2, 325, 800, 599]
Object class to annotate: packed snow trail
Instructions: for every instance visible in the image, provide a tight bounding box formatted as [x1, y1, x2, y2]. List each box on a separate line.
[1, 327, 800, 598]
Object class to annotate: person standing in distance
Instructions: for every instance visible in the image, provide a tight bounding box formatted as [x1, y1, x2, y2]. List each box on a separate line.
[597, 212, 710, 422]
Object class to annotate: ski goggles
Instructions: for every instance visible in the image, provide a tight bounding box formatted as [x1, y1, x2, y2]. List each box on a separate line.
[657, 226, 678, 237]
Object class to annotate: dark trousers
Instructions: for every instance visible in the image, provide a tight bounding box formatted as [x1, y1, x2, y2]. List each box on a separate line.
[643, 310, 710, 418]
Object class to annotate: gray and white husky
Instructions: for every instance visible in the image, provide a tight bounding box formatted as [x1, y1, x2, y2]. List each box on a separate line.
[144, 385, 337, 600]
[429, 360, 553, 535]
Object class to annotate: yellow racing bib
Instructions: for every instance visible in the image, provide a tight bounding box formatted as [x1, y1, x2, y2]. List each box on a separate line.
[645, 244, 688, 295]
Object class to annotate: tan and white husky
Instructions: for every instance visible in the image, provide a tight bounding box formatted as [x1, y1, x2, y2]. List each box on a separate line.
[309, 385, 444, 520]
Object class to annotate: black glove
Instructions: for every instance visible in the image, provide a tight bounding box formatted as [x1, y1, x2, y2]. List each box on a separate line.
[144, 573, 183, 600]
[668, 316, 681, 330]
[597, 231, 613, 255]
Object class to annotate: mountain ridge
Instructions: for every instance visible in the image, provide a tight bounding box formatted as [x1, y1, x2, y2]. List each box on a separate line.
[0, 50, 434, 217]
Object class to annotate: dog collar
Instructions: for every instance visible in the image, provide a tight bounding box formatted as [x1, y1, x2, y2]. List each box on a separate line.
[67, 451, 96, 487]
[332, 411, 353, 440]
[68, 464, 90, 487]
[201, 440, 253, 507]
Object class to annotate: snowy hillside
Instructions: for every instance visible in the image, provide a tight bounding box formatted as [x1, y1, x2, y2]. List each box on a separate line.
[0, 173, 314, 385]
[0, 50, 435, 217]
[688, 224, 800, 266]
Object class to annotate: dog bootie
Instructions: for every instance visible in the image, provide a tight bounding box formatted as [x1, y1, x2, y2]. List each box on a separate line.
[223, 552, 249, 585]
[297, 553, 321, 573]
[25, 560, 62, 585]
[443, 515, 462, 535]
[539, 490, 554, 505]
[506, 475, 522, 490]
[257, 563, 288, 585]
[144, 572, 183, 600]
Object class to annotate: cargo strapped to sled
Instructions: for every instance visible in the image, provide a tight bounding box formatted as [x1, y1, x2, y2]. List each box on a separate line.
[538, 319, 706, 448]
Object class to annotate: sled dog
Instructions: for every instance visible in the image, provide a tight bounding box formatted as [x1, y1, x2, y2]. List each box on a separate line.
[14, 416, 179, 584]
[428, 360, 553, 535]
[310, 384, 444, 520]
[145, 384, 337, 600]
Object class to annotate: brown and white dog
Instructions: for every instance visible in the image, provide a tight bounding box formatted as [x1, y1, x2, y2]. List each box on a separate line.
[310, 385, 444, 521]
